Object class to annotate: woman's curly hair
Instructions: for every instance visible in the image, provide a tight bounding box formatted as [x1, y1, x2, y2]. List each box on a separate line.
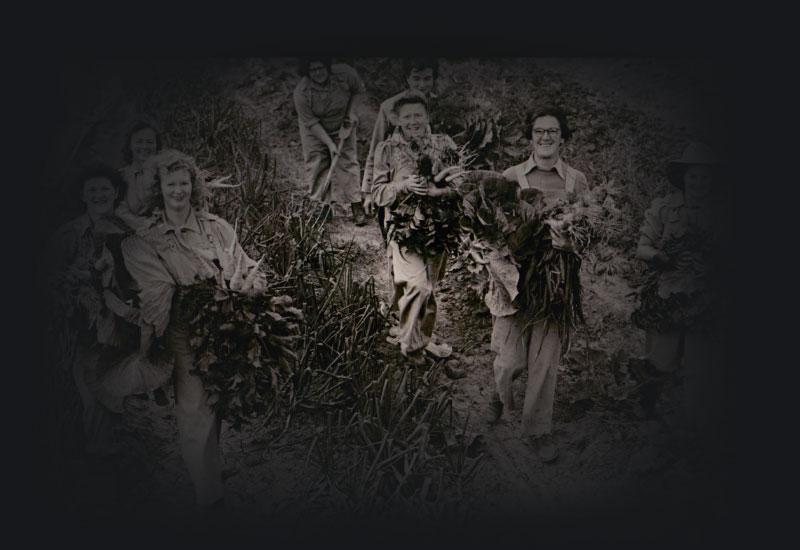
[143, 149, 207, 212]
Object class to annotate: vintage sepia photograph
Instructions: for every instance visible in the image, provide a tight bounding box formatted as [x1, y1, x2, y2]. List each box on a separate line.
[31, 47, 735, 544]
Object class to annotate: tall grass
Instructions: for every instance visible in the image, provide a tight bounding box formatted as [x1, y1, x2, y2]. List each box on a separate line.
[141, 83, 480, 513]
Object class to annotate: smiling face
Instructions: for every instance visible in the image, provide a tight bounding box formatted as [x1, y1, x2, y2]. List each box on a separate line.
[406, 68, 435, 96]
[397, 102, 429, 140]
[531, 115, 564, 160]
[160, 167, 192, 212]
[130, 127, 157, 165]
[683, 165, 713, 203]
[308, 61, 329, 85]
[82, 177, 118, 216]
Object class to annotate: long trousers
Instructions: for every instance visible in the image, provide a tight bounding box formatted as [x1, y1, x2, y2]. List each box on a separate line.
[168, 323, 224, 507]
[390, 241, 446, 355]
[491, 313, 562, 437]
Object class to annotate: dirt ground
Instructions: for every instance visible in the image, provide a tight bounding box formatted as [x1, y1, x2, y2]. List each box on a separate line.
[43, 57, 732, 535]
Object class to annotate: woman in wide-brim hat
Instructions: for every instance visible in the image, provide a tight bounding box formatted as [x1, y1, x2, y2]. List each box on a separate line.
[632, 141, 725, 441]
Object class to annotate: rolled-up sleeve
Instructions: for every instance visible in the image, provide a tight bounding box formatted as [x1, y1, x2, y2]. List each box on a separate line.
[213, 218, 267, 292]
[293, 83, 320, 129]
[636, 198, 665, 261]
[121, 235, 175, 337]
[371, 141, 402, 208]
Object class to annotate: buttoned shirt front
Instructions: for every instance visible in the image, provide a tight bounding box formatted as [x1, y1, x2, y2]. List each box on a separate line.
[362, 89, 439, 193]
[371, 128, 458, 213]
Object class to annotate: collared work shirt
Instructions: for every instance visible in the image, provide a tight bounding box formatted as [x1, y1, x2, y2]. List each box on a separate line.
[371, 128, 458, 216]
[293, 63, 366, 135]
[122, 208, 265, 337]
[636, 191, 719, 298]
[502, 155, 589, 204]
[483, 156, 589, 317]
[362, 89, 440, 194]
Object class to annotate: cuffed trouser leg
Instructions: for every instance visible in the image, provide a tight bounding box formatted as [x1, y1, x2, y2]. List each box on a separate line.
[645, 330, 683, 372]
[490, 313, 527, 410]
[73, 344, 118, 455]
[168, 324, 224, 507]
[390, 242, 444, 355]
[520, 320, 561, 437]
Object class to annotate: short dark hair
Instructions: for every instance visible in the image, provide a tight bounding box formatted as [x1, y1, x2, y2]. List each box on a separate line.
[526, 106, 572, 141]
[298, 57, 333, 77]
[71, 163, 127, 208]
[392, 93, 429, 116]
[402, 58, 439, 80]
[122, 119, 162, 165]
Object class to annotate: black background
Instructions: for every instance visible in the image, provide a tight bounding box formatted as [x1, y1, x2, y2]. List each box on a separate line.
[11, 2, 779, 548]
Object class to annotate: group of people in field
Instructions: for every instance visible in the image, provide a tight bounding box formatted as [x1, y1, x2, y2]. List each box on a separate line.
[41, 57, 724, 512]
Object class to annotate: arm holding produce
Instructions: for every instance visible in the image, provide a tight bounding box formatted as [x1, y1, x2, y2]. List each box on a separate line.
[371, 141, 428, 207]
[210, 214, 266, 295]
[121, 234, 176, 339]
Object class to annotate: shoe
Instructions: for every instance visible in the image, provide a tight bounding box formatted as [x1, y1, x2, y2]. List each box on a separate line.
[403, 351, 428, 368]
[351, 202, 367, 226]
[425, 341, 453, 359]
[530, 433, 559, 463]
[488, 398, 504, 423]
[444, 363, 466, 380]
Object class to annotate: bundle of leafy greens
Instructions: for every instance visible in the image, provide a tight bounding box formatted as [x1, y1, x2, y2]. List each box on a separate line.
[385, 149, 463, 257]
[176, 278, 304, 430]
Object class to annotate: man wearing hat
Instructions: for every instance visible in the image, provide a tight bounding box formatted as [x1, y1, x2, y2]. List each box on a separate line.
[633, 142, 725, 442]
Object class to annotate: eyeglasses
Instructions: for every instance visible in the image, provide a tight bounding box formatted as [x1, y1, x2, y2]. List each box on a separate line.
[533, 128, 561, 137]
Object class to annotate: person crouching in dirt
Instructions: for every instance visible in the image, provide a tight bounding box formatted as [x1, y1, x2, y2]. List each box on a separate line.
[632, 142, 725, 454]
[293, 57, 368, 225]
[371, 94, 463, 368]
[488, 107, 589, 463]
[42, 164, 140, 459]
[121, 150, 266, 510]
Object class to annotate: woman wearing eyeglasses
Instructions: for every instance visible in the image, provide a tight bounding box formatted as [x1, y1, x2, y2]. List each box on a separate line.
[486, 106, 588, 463]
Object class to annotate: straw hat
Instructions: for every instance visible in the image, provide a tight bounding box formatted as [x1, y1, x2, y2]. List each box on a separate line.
[667, 142, 719, 188]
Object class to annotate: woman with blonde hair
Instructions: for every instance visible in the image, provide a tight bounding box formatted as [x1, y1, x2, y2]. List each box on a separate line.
[122, 149, 265, 509]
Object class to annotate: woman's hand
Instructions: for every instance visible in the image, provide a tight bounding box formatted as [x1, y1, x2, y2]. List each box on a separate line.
[362, 193, 375, 215]
[398, 175, 428, 196]
[426, 184, 456, 199]
[327, 142, 339, 158]
[433, 166, 466, 186]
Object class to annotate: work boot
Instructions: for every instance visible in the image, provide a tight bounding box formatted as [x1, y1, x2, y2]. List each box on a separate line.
[351, 202, 367, 226]
[530, 433, 559, 463]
